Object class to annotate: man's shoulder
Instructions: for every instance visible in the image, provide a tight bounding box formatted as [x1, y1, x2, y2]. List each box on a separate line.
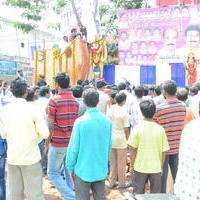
[49, 95, 77, 104]
[76, 111, 111, 125]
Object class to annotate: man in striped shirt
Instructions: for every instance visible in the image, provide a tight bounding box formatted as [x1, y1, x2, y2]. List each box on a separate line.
[46, 72, 79, 200]
[154, 80, 186, 193]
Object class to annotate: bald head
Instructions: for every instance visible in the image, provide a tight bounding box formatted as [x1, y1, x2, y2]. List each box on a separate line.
[177, 88, 188, 102]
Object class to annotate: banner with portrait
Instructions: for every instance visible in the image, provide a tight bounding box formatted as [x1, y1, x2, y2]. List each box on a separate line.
[118, 5, 200, 86]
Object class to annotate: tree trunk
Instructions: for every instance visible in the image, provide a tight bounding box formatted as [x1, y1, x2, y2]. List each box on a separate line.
[93, 0, 98, 20]
[71, 0, 82, 26]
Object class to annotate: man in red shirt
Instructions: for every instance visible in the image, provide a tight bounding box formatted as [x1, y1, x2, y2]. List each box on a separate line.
[46, 72, 79, 200]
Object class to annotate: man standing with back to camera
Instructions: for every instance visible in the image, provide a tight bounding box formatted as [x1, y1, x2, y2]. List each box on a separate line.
[46, 72, 79, 200]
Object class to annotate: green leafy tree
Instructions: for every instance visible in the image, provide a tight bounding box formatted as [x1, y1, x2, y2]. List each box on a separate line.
[7, 0, 46, 33]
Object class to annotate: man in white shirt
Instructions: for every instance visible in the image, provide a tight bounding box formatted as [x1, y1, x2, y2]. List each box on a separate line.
[96, 80, 110, 115]
[0, 79, 49, 200]
[35, 86, 51, 175]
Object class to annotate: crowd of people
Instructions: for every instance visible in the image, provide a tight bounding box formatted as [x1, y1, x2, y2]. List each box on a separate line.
[0, 73, 199, 200]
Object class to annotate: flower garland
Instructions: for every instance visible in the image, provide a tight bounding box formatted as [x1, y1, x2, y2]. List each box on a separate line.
[91, 38, 107, 66]
[52, 48, 60, 59]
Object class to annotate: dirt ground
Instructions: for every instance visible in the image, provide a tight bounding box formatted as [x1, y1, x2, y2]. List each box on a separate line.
[43, 176, 133, 200]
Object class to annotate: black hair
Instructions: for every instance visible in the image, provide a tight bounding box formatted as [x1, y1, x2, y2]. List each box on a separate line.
[96, 80, 106, 89]
[149, 86, 155, 91]
[33, 86, 40, 92]
[162, 80, 177, 96]
[177, 89, 188, 102]
[51, 88, 58, 95]
[71, 28, 77, 33]
[189, 86, 198, 95]
[143, 86, 149, 96]
[115, 92, 127, 104]
[26, 89, 35, 101]
[54, 72, 70, 89]
[40, 86, 50, 97]
[109, 91, 117, 99]
[134, 86, 144, 98]
[105, 85, 112, 89]
[185, 86, 190, 92]
[77, 80, 83, 85]
[155, 86, 162, 96]
[10, 79, 27, 98]
[72, 85, 83, 98]
[83, 88, 99, 107]
[185, 25, 200, 36]
[140, 100, 156, 119]
[84, 80, 89, 85]
[118, 82, 126, 91]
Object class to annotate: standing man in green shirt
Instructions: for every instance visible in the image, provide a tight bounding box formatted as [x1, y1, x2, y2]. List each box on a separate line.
[128, 100, 169, 194]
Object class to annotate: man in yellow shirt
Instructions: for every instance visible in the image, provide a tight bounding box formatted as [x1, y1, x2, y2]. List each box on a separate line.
[128, 100, 169, 194]
[0, 79, 50, 200]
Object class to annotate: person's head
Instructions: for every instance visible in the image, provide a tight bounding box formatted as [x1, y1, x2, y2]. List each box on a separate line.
[120, 31, 128, 41]
[149, 86, 155, 97]
[163, 29, 178, 50]
[119, 51, 126, 59]
[177, 88, 188, 102]
[155, 86, 162, 96]
[26, 89, 35, 102]
[118, 82, 126, 91]
[83, 88, 99, 108]
[185, 85, 190, 92]
[39, 86, 50, 98]
[63, 36, 68, 42]
[54, 72, 70, 89]
[143, 86, 149, 96]
[77, 80, 83, 85]
[51, 88, 58, 96]
[134, 86, 144, 98]
[33, 86, 40, 100]
[109, 92, 117, 105]
[10, 79, 28, 98]
[71, 28, 77, 34]
[140, 42, 147, 49]
[96, 80, 106, 90]
[2, 82, 8, 90]
[72, 85, 84, 98]
[189, 86, 198, 96]
[162, 80, 177, 97]
[185, 25, 200, 49]
[140, 100, 156, 119]
[145, 28, 151, 37]
[17, 70, 23, 77]
[39, 75, 45, 80]
[115, 92, 127, 106]
[131, 42, 138, 49]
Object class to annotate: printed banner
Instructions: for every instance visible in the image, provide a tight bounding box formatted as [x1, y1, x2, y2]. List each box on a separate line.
[0, 61, 17, 76]
[118, 5, 200, 85]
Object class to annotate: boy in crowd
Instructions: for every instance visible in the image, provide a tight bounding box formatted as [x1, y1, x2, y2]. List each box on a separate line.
[128, 100, 169, 194]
